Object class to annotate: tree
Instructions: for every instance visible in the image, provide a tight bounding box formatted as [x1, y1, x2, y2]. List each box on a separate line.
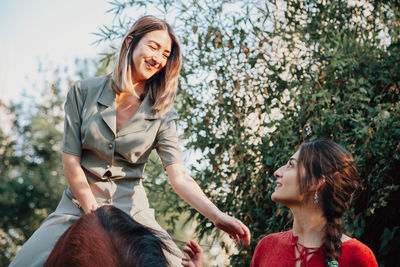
[99, 0, 400, 265]
[0, 70, 68, 266]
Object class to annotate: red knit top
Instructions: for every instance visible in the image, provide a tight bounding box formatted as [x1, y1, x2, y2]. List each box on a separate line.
[250, 230, 378, 267]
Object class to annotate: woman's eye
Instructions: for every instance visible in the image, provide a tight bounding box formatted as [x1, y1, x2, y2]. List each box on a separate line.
[163, 54, 169, 59]
[149, 45, 156, 50]
[288, 162, 293, 168]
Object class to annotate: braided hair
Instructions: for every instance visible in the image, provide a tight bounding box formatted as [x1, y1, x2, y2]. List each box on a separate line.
[297, 140, 359, 263]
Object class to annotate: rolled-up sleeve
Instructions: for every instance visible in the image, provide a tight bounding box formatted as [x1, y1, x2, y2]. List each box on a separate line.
[155, 109, 184, 167]
[61, 82, 85, 157]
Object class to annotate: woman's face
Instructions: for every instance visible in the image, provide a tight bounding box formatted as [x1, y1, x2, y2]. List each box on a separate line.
[130, 30, 172, 83]
[271, 150, 306, 206]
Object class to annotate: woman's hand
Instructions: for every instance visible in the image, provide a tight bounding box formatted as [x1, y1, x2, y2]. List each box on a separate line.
[82, 202, 111, 214]
[213, 213, 251, 246]
[83, 203, 100, 214]
[182, 240, 203, 267]
[63, 152, 99, 215]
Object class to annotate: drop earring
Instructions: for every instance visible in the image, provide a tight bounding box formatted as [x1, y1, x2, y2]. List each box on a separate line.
[313, 191, 319, 204]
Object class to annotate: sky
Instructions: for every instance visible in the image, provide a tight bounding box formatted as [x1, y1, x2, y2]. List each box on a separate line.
[0, 0, 115, 104]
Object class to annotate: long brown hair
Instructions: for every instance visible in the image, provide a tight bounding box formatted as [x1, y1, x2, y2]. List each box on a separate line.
[297, 140, 359, 263]
[111, 15, 181, 113]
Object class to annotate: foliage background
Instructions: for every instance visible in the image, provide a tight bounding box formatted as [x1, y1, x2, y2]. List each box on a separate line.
[1, 0, 399, 266]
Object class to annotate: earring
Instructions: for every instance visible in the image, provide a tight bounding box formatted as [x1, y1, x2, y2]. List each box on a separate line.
[313, 191, 319, 204]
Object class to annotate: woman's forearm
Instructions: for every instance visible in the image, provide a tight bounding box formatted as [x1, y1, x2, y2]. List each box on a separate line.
[166, 164, 222, 222]
[167, 163, 251, 246]
[62, 152, 98, 214]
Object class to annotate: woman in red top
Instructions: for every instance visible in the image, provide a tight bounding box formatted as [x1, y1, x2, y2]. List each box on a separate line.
[251, 140, 378, 267]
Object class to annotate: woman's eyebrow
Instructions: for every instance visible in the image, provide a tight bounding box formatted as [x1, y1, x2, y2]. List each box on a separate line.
[148, 40, 171, 53]
[289, 157, 298, 162]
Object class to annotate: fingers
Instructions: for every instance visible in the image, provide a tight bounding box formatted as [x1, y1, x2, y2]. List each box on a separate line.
[223, 217, 250, 247]
[226, 214, 245, 236]
[223, 215, 250, 246]
[233, 234, 240, 246]
[84, 204, 99, 214]
[181, 258, 195, 267]
[89, 202, 110, 214]
[183, 240, 203, 267]
[237, 219, 251, 246]
[213, 213, 251, 247]
[183, 240, 202, 258]
[90, 203, 99, 213]
[183, 246, 195, 259]
[187, 240, 203, 254]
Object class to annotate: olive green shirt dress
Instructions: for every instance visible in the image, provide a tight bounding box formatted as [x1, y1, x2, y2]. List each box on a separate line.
[10, 76, 185, 267]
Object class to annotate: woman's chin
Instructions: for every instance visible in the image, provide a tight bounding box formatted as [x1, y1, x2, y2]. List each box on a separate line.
[271, 194, 287, 206]
[270, 193, 278, 203]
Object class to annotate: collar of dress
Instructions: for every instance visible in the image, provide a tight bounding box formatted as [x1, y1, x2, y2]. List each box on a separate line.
[97, 76, 159, 120]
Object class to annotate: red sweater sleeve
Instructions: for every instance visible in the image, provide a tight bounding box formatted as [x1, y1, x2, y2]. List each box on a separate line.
[340, 239, 378, 267]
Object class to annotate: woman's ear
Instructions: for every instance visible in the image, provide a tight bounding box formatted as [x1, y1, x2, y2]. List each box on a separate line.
[125, 35, 133, 50]
[315, 177, 326, 191]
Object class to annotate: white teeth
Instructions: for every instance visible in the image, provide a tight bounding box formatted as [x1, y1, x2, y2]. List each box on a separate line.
[145, 62, 157, 69]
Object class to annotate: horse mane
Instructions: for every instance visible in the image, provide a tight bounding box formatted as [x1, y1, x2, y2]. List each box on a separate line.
[44, 205, 173, 267]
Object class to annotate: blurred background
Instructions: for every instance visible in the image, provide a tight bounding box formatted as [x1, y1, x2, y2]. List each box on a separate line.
[0, 0, 399, 266]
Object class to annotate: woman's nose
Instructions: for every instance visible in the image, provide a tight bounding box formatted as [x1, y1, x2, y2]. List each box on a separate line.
[274, 166, 283, 179]
[152, 52, 163, 64]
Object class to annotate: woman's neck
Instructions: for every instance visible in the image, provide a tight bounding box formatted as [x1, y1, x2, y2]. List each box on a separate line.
[131, 81, 145, 97]
[123, 77, 145, 97]
[290, 204, 326, 248]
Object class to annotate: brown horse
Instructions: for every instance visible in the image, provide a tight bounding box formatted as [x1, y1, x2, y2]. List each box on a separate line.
[44, 205, 175, 267]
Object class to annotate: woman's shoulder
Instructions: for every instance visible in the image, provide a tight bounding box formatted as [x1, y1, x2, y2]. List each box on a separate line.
[165, 107, 179, 120]
[73, 76, 109, 92]
[340, 239, 378, 266]
[251, 231, 293, 266]
[156, 106, 179, 122]
[256, 230, 292, 248]
[67, 76, 109, 102]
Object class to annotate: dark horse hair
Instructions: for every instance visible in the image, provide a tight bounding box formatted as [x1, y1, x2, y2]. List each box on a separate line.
[44, 205, 175, 267]
[297, 140, 359, 263]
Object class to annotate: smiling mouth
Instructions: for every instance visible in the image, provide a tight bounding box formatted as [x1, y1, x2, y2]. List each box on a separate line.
[275, 182, 282, 189]
[145, 61, 157, 70]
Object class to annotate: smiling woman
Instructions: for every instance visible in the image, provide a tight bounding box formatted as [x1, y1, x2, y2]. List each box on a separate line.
[10, 15, 250, 267]
[251, 140, 378, 267]
[129, 30, 172, 82]
[111, 16, 181, 114]
[271, 152, 304, 205]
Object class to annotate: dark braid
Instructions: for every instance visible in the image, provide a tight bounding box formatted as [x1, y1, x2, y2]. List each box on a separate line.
[298, 140, 359, 264]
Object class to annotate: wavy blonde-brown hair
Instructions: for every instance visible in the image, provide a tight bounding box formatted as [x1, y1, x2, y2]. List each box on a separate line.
[111, 15, 181, 113]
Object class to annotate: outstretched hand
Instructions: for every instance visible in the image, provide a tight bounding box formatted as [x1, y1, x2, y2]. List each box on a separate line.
[213, 213, 251, 246]
[182, 240, 203, 267]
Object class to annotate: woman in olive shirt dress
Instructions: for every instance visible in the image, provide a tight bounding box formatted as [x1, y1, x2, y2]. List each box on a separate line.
[10, 15, 250, 266]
